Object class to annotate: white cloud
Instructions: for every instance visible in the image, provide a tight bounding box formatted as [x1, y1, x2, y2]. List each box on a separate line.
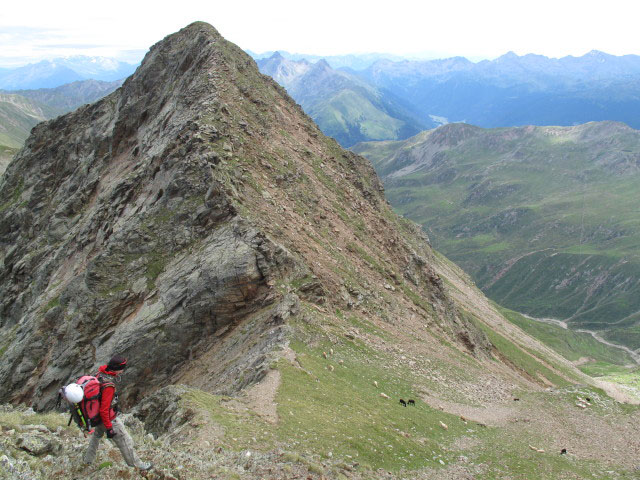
[1, 0, 639, 66]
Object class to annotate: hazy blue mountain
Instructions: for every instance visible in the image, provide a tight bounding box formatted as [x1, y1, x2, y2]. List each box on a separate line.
[257, 53, 433, 146]
[356, 51, 640, 129]
[475, 50, 640, 84]
[0, 79, 121, 167]
[0, 56, 137, 90]
[0, 62, 83, 90]
[8, 79, 122, 113]
[50, 55, 137, 81]
[248, 50, 406, 70]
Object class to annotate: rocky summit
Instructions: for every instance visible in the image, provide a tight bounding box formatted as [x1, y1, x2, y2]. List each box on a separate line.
[0, 22, 486, 409]
[0, 22, 638, 480]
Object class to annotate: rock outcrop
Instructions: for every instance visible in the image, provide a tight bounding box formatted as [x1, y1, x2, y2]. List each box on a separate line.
[0, 22, 490, 410]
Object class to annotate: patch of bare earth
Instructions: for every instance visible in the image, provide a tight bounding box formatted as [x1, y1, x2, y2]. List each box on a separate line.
[421, 393, 517, 427]
[593, 378, 640, 404]
[527, 395, 640, 469]
[573, 356, 593, 366]
[242, 345, 296, 423]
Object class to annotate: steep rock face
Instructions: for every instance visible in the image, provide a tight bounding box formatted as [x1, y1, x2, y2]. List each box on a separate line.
[0, 23, 301, 408]
[0, 22, 489, 410]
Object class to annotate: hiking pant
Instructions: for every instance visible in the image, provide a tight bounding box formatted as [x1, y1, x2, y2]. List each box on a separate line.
[83, 417, 147, 468]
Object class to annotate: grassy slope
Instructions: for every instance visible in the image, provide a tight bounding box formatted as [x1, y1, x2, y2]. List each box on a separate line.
[179, 305, 637, 479]
[355, 122, 640, 350]
[496, 306, 640, 393]
[0, 93, 55, 148]
[0, 145, 17, 176]
[0, 81, 120, 158]
[175, 224, 637, 479]
[7, 290, 631, 478]
[309, 89, 407, 147]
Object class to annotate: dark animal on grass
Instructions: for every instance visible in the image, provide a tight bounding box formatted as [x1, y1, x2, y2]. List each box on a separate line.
[561, 448, 567, 455]
[399, 399, 407, 407]
[513, 398, 520, 401]
[408, 399, 415, 406]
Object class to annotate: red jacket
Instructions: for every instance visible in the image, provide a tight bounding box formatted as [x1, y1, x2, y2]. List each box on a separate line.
[97, 365, 118, 429]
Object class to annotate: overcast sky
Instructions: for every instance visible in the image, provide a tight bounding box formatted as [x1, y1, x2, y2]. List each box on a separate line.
[1, 0, 639, 67]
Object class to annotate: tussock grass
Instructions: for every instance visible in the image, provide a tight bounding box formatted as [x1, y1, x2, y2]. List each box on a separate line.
[0, 410, 71, 432]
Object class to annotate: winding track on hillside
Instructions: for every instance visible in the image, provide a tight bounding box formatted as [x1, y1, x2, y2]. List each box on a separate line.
[522, 314, 640, 365]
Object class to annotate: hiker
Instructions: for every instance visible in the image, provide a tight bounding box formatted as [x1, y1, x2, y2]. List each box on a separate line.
[83, 355, 152, 471]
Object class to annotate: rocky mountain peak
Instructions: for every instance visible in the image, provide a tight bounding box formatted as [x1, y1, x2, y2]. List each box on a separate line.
[314, 59, 332, 70]
[0, 22, 490, 411]
[429, 122, 482, 146]
[497, 51, 519, 61]
[585, 49, 608, 58]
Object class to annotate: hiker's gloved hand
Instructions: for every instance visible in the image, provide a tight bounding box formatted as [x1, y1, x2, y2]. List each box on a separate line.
[106, 428, 117, 438]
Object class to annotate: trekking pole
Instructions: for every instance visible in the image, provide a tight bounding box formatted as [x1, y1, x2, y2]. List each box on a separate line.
[73, 404, 91, 432]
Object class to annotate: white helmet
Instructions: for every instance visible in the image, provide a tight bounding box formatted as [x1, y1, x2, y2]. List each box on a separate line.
[64, 383, 84, 403]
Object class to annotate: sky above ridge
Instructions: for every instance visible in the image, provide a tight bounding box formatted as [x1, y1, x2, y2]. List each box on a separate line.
[1, 0, 639, 67]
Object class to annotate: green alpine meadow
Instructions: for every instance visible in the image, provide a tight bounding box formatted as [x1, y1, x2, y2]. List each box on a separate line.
[353, 121, 640, 352]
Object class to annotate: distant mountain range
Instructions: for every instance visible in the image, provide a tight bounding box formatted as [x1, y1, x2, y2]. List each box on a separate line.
[5, 50, 640, 151]
[0, 79, 122, 173]
[257, 53, 434, 147]
[255, 50, 640, 147]
[354, 121, 640, 351]
[7, 79, 122, 112]
[0, 56, 137, 90]
[248, 50, 407, 71]
[356, 50, 640, 129]
[0, 55, 135, 173]
[0, 55, 136, 172]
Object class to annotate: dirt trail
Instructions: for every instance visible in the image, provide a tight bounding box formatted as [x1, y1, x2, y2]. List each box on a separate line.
[575, 328, 640, 364]
[521, 313, 569, 329]
[522, 313, 640, 364]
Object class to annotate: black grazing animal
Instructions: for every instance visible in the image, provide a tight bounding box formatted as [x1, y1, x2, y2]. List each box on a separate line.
[407, 399, 415, 406]
[561, 448, 567, 455]
[399, 399, 407, 407]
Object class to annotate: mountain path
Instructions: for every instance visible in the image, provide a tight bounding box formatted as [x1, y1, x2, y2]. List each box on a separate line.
[522, 313, 640, 364]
